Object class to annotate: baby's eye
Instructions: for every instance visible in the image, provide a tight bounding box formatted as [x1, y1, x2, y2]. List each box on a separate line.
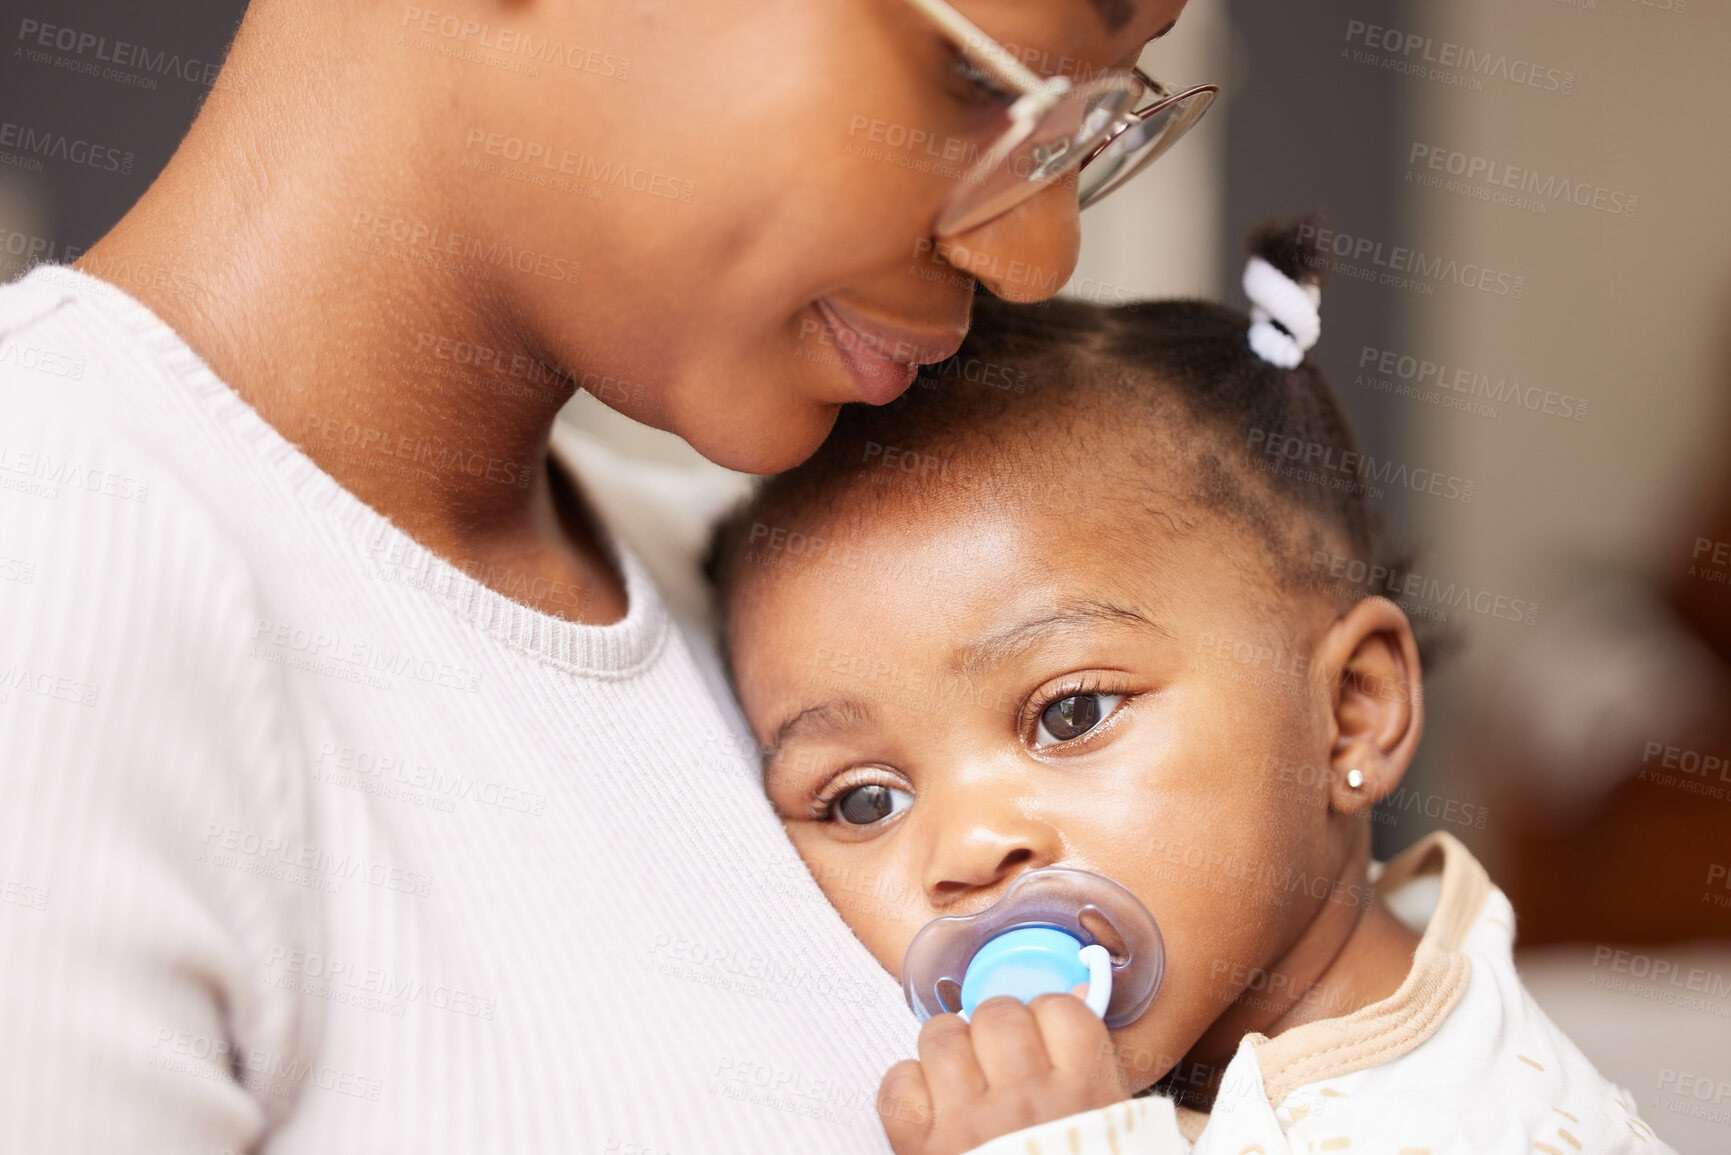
[832, 782, 914, 827]
[1034, 693, 1124, 747]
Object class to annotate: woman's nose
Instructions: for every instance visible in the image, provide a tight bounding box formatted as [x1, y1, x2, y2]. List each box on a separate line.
[935, 181, 1082, 303]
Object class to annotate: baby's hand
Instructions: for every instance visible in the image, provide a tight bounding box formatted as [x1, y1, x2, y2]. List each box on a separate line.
[877, 992, 1130, 1155]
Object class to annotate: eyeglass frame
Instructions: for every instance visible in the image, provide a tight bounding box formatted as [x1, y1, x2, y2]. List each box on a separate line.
[901, 0, 1219, 234]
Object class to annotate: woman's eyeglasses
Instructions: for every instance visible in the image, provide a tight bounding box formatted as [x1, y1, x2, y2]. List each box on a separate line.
[903, 0, 1218, 236]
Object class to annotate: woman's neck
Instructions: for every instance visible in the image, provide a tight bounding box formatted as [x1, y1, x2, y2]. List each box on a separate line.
[76, 8, 628, 623]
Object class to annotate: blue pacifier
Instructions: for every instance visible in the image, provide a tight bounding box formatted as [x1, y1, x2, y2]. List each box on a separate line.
[901, 867, 1165, 1029]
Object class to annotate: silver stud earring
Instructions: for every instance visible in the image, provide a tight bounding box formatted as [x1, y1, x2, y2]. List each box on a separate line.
[1346, 769, 1365, 789]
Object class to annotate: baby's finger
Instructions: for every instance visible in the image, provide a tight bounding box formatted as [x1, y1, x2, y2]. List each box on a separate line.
[966, 995, 1053, 1088]
[915, 1013, 989, 1105]
[1029, 992, 1126, 1092]
[878, 1060, 936, 1155]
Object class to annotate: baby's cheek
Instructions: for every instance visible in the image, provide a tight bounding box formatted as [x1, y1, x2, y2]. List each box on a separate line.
[1101, 956, 1234, 1090]
[843, 906, 919, 981]
[1123, 874, 1290, 1020]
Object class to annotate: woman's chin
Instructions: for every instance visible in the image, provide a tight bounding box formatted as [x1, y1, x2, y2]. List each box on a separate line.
[677, 399, 842, 477]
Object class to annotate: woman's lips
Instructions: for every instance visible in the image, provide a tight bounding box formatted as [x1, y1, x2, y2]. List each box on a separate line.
[815, 298, 967, 406]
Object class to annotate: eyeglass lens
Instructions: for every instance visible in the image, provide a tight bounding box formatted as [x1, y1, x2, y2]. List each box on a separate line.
[936, 76, 1141, 235]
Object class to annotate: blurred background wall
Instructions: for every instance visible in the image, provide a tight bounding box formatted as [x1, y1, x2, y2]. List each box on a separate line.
[4, 0, 1727, 1146]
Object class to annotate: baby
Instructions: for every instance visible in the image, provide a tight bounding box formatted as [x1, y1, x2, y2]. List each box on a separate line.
[710, 222, 1673, 1155]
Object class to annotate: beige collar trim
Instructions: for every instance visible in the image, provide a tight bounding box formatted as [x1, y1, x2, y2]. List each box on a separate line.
[1245, 830, 1492, 1106]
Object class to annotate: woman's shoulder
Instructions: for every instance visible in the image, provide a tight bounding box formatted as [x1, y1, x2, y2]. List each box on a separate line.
[2, 265, 266, 568]
[0, 267, 303, 719]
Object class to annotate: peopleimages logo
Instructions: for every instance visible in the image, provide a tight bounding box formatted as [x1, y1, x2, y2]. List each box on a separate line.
[1247, 429, 1476, 504]
[0, 443, 151, 503]
[0, 662, 99, 707]
[0, 228, 80, 271]
[250, 617, 485, 695]
[1295, 223, 1525, 299]
[399, 6, 631, 79]
[0, 119, 133, 174]
[1408, 143, 1639, 219]
[1342, 19, 1576, 95]
[349, 208, 582, 284]
[15, 18, 232, 90]
[461, 128, 694, 203]
[0, 340, 86, 380]
[1357, 345, 1588, 422]
[1307, 550, 1539, 627]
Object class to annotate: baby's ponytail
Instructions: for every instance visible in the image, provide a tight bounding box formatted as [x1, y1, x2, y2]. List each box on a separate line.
[1242, 215, 1326, 370]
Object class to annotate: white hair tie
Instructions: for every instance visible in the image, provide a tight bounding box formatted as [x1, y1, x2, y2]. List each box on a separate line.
[1243, 255, 1321, 369]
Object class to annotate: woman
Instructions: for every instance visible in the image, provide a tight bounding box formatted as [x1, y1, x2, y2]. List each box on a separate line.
[0, 0, 1205, 1150]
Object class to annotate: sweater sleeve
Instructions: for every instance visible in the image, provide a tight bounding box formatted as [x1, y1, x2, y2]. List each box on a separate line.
[0, 406, 322, 1153]
[961, 1095, 1191, 1155]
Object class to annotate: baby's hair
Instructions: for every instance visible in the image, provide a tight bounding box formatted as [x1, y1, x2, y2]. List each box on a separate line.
[711, 217, 1447, 666]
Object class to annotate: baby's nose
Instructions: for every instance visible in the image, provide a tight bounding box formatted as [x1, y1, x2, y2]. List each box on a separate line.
[921, 804, 1064, 905]
[930, 845, 1036, 901]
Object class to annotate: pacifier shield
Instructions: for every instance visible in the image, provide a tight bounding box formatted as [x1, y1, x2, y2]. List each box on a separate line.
[902, 867, 1165, 1029]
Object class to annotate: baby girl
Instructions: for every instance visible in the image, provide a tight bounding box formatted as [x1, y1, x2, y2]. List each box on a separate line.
[709, 222, 1673, 1155]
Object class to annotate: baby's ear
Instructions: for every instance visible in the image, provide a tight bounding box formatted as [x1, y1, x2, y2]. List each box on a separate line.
[1314, 597, 1424, 816]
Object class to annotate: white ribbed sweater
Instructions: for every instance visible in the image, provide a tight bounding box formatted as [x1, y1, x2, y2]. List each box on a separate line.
[0, 267, 917, 1154]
